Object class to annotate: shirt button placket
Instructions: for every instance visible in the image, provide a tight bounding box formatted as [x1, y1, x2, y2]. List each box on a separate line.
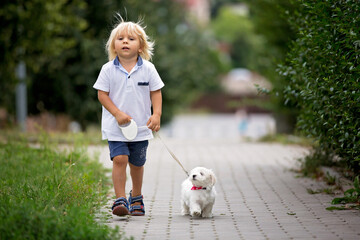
[126, 73, 132, 91]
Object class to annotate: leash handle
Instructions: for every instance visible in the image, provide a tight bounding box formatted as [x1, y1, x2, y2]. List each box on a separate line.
[154, 132, 189, 176]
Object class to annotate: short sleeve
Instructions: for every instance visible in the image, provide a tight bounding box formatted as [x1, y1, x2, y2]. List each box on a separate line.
[149, 64, 165, 91]
[93, 65, 110, 92]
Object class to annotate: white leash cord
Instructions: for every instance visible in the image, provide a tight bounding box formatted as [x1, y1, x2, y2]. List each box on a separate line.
[154, 132, 189, 177]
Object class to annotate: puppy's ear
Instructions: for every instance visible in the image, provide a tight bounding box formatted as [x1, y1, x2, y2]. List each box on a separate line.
[209, 170, 216, 185]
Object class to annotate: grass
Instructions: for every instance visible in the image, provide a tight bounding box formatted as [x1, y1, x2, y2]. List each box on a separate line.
[258, 133, 314, 146]
[0, 135, 125, 240]
[0, 126, 105, 146]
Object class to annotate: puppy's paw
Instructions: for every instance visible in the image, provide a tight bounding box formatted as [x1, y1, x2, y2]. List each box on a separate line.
[202, 213, 212, 218]
[181, 203, 190, 215]
[191, 211, 202, 217]
[181, 209, 190, 216]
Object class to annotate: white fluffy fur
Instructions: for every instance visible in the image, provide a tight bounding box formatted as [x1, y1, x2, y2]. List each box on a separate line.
[181, 167, 217, 218]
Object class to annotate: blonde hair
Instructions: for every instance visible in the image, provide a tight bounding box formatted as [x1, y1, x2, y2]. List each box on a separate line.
[106, 17, 154, 61]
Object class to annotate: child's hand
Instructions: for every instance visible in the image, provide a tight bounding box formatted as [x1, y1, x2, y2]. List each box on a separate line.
[147, 114, 161, 132]
[115, 111, 132, 125]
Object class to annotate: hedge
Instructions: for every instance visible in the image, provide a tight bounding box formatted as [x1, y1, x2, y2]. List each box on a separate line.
[279, 0, 360, 173]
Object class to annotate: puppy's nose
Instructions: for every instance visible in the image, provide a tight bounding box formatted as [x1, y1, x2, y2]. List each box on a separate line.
[192, 174, 197, 179]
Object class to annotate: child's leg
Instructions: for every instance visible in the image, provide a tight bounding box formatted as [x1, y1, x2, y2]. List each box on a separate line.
[127, 141, 148, 215]
[112, 155, 128, 198]
[129, 163, 144, 197]
[129, 163, 144, 215]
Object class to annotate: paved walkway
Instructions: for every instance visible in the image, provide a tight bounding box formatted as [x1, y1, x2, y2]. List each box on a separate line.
[90, 138, 360, 240]
[89, 114, 360, 239]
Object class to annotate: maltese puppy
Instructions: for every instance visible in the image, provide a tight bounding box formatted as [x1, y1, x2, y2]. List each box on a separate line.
[181, 167, 217, 218]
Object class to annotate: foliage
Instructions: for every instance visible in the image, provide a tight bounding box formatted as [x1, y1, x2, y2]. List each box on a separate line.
[327, 176, 360, 211]
[0, 139, 124, 239]
[258, 133, 313, 146]
[121, 0, 225, 123]
[298, 149, 336, 178]
[0, 126, 104, 145]
[245, 0, 300, 129]
[210, 5, 265, 69]
[210, 0, 243, 18]
[0, 0, 224, 128]
[332, 176, 360, 204]
[28, 0, 124, 128]
[0, 0, 87, 116]
[279, 0, 360, 173]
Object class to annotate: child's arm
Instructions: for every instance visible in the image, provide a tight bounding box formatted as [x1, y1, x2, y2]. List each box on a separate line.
[147, 89, 162, 132]
[97, 90, 131, 125]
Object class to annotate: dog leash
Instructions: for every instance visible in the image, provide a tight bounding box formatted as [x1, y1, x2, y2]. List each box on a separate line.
[154, 132, 189, 177]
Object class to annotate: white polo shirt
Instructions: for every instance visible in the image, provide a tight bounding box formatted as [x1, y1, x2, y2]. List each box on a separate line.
[93, 56, 164, 141]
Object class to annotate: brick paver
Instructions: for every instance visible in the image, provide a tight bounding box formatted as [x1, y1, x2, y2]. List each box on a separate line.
[91, 138, 360, 240]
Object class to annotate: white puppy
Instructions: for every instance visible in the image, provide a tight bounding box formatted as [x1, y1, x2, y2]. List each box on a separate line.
[181, 167, 217, 218]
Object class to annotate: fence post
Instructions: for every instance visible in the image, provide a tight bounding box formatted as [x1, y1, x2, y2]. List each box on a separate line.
[15, 61, 27, 132]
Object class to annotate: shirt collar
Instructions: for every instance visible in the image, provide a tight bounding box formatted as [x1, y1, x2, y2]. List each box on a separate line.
[113, 56, 143, 67]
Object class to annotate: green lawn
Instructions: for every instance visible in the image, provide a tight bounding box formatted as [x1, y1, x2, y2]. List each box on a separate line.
[0, 137, 124, 240]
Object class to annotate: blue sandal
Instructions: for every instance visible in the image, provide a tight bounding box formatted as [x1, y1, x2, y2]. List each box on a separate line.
[128, 191, 145, 216]
[112, 197, 130, 216]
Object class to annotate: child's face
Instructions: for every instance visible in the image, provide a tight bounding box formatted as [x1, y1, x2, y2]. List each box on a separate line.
[114, 31, 142, 61]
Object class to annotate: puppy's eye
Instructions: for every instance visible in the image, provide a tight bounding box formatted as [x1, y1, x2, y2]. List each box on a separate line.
[200, 172, 204, 176]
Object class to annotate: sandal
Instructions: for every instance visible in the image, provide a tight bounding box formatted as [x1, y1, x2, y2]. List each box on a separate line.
[128, 191, 145, 216]
[112, 197, 130, 216]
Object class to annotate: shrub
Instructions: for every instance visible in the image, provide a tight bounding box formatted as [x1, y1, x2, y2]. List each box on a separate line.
[279, 0, 360, 174]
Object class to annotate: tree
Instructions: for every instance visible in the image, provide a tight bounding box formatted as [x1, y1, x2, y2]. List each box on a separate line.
[28, 0, 124, 128]
[210, 5, 265, 69]
[1, 0, 224, 129]
[114, 0, 225, 123]
[245, 0, 299, 132]
[0, 0, 87, 116]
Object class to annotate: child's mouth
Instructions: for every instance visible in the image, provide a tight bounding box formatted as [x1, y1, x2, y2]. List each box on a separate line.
[122, 47, 129, 50]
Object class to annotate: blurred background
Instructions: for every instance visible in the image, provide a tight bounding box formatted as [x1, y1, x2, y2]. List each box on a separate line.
[0, 0, 298, 140]
[2, 0, 359, 199]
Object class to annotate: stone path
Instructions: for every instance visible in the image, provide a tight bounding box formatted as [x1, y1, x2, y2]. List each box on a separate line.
[90, 138, 360, 240]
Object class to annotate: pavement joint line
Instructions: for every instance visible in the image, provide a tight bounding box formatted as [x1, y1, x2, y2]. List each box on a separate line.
[256, 161, 313, 237]
[240, 157, 288, 239]
[189, 217, 195, 239]
[142, 147, 163, 240]
[166, 159, 175, 240]
[296, 177, 355, 238]
[268, 155, 340, 239]
[223, 147, 265, 239]
[272, 153, 356, 238]
[217, 170, 245, 238]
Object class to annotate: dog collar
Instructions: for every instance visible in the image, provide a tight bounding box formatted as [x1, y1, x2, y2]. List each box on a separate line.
[191, 186, 207, 190]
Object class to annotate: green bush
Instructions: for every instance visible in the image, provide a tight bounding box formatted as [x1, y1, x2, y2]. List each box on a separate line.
[279, 1, 360, 174]
[0, 141, 123, 239]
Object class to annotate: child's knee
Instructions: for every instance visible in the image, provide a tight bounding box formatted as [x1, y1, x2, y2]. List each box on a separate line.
[113, 155, 128, 166]
[129, 163, 144, 170]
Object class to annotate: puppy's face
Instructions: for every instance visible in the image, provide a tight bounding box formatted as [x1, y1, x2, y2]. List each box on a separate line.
[189, 167, 216, 187]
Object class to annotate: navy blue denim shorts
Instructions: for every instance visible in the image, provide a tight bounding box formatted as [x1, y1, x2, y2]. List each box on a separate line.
[108, 140, 149, 167]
